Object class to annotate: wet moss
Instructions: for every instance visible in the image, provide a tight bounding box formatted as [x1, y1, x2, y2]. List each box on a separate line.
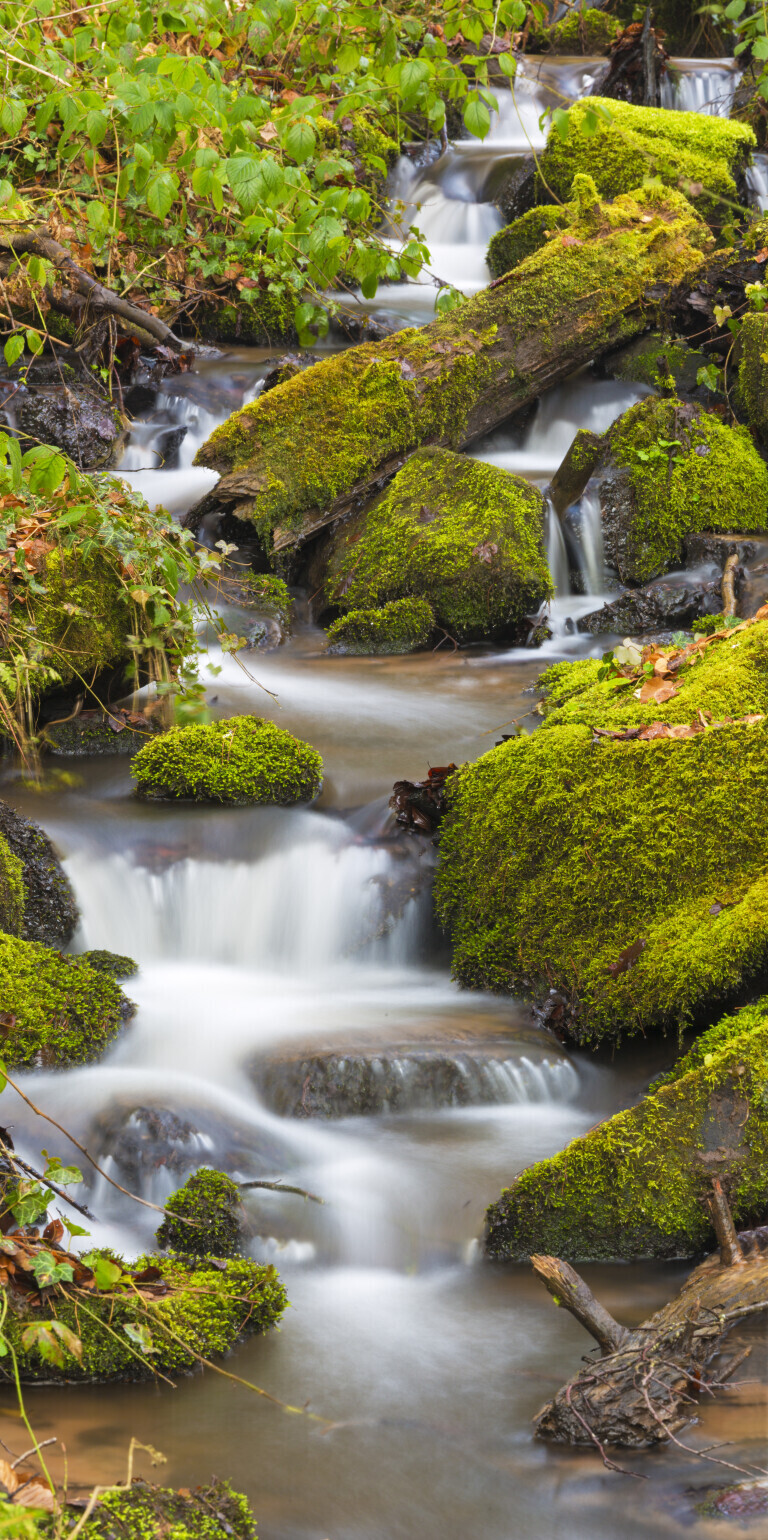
[540, 98, 755, 217]
[22, 547, 136, 693]
[487, 205, 569, 279]
[0, 832, 25, 936]
[0, 933, 132, 1068]
[607, 331, 707, 393]
[737, 310, 768, 445]
[244, 574, 293, 628]
[323, 446, 551, 642]
[195, 181, 710, 544]
[79, 950, 139, 980]
[327, 597, 434, 655]
[132, 715, 323, 805]
[436, 618, 768, 1044]
[156, 1168, 243, 1259]
[484, 1001, 768, 1261]
[35, 1479, 257, 1539]
[186, 285, 297, 346]
[4, 1251, 287, 1383]
[530, 7, 622, 53]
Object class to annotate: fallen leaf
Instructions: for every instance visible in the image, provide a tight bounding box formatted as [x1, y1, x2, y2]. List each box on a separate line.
[638, 678, 678, 705]
[607, 938, 647, 979]
[13, 1480, 55, 1512]
[0, 1458, 19, 1494]
[710, 902, 723, 916]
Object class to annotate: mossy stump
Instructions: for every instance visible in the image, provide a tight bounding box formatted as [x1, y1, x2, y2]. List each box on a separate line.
[131, 715, 322, 805]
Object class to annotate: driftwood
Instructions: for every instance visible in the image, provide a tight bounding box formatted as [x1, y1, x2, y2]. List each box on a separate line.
[532, 1182, 768, 1452]
[0, 227, 189, 352]
[722, 552, 739, 618]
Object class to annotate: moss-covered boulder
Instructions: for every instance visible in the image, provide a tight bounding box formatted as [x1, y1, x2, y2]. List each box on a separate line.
[156, 1168, 243, 1258]
[32, 1480, 257, 1539]
[0, 833, 24, 936]
[4, 1250, 286, 1383]
[485, 1001, 768, 1262]
[556, 396, 768, 586]
[132, 715, 323, 805]
[487, 205, 569, 279]
[323, 448, 551, 644]
[436, 616, 768, 1045]
[0, 798, 78, 946]
[539, 98, 755, 218]
[0, 933, 133, 1068]
[737, 310, 768, 445]
[326, 597, 434, 655]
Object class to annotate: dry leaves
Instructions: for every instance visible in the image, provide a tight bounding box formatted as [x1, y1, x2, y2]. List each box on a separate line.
[607, 938, 647, 980]
[0, 1458, 55, 1512]
[593, 710, 766, 744]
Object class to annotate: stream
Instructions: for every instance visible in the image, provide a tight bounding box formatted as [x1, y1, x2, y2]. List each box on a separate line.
[2, 54, 767, 1539]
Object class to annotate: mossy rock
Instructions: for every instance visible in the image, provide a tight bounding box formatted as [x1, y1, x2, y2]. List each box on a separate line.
[737, 310, 768, 445]
[539, 98, 755, 219]
[326, 597, 434, 655]
[4, 1251, 287, 1383]
[156, 1168, 243, 1258]
[485, 1001, 768, 1262]
[20, 547, 151, 695]
[0, 933, 134, 1068]
[0, 832, 24, 936]
[184, 285, 297, 346]
[436, 617, 768, 1045]
[32, 1479, 257, 1539]
[323, 447, 551, 643]
[528, 7, 622, 54]
[79, 949, 138, 980]
[42, 710, 164, 758]
[132, 715, 323, 805]
[570, 396, 768, 585]
[487, 205, 569, 279]
[605, 331, 710, 395]
[0, 798, 78, 946]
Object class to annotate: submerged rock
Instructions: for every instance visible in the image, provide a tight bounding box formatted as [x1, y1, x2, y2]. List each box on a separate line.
[326, 597, 434, 655]
[155, 1168, 243, 1258]
[42, 707, 163, 757]
[322, 447, 551, 645]
[0, 933, 134, 1068]
[484, 1000, 768, 1262]
[577, 575, 721, 635]
[87, 1099, 291, 1193]
[131, 715, 323, 805]
[436, 615, 768, 1046]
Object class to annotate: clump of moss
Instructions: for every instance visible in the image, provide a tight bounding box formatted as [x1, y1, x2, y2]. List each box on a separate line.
[692, 612, 730, 636]
[528, 7, 622, 53]
[195, 182, 710, 547]
[436, 617, 768, 1045]
[156, 1168, 243, 1258]
[244, 573, 293, 628]
[539, 98, 755, 218]
[132, 715, 323, 805]
[737, 310, 768, 445]
[484, 1001, 768, 1261]
[35, 1479, 257, 1539]
[188, 285, 297, 346]
[487, 206, 569, 279]
[0, 833, 25, 936]
[324, 447, 551, 643]
[0, 933, 133, 1068]
[79, 950, 139, 980]
[606, 331, 708, 394]
[4, 1250, 287, 1383]
[326, 597, 434, 655]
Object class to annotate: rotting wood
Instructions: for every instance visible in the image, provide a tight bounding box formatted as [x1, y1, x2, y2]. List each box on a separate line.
[722, 552, 739, 618]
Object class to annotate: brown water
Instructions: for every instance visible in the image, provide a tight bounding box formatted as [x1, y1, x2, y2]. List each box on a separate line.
[2, 54, 767, 1539]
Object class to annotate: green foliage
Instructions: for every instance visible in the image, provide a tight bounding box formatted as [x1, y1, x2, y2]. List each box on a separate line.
[0, 0, 527, 332]
[485, 1001, 768, 1261]
[0, 932, 131, 1069]
[436, 617, 768, 1045]
[324, 447, 551, 642]
[132, 714, 323, 804]
[156, 1167, 242, 1258]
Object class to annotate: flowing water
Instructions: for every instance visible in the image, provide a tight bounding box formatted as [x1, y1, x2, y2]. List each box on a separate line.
[3, 57, 768, 1539]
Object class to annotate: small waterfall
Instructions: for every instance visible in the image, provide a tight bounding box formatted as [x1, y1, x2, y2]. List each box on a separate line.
[577, 488, 606, 595]
[546, 498, 571, 598]
[662, 61, 740, 116]
[748, 154, 768, 212]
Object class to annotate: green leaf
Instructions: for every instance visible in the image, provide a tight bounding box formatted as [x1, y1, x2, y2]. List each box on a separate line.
[550, 107, 571, 143]
[753, 36, 768, 58]
[463, 97, 491, 140]
[146, 170, 178, 219]
[22, 443, 67, 493]
[85, 108, 109, 146]
[44, 1158, 83, 1186]
[0, 99, 27, 138]
[3, 335, 24, 369]
[497, 52, 517, 79]
[697, 363, 722, 393]
[0, 179, 13, 207]
[25, 331, 44, 358]
[84, 1253, 123, 1291]
[32, 1249, 74, 1288]
[282, 119, 316, 164]
[123, 1321, 158, 1354]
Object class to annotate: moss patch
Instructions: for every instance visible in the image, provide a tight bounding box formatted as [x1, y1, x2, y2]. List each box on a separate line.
[79, 950, 138, 980]
[323, 447, 551, 643]
[530, 7, 622, 53]
[0, 832, 25, 936]
[436, 617, 768, 1044]
[0, 933, 132, 1068]
[327, 596, 434, 655]
[132, 715, 323, 805]
[539, 98, 755, 217]
[36, 1480, 257, 1540]
[484, 1001, 768, 1261]
[487, 205, 569, 279]
[737, 309, 768, 445]
[156, 1168, 242, 1259]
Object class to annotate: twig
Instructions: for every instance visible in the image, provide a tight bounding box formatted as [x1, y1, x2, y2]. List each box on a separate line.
[238, 1179, 323, 1204]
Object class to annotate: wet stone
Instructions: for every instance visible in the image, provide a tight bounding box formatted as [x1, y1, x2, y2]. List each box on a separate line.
[577, 577, 721, 635]
[0, 798, 78, 947]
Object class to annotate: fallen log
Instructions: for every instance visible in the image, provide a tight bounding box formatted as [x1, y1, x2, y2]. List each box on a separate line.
[190, 178, 710, 558]
[532, 1186, 768, 1452]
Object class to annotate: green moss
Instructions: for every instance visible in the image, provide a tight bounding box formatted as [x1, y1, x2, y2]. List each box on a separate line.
[487, 205, 569, 279]
[608, 331, 706, 393]
[436, 618, 768, 1044]
[484, 1001, 768, 1261]
[540, 98, 755, 217]
[132, 715, 323, 805]
[0, 933, 131, 1068]
[324, 447, 551, 642]
[0, 832, 24, 936]
[244, 573, 293, 628]
[4, 1251, 287, 1383]
[22, 547, 137, 693]
[35, 1479, 257, 1539]
[737, 310, 768, 444]
[156, 1168, 243, 1258]
[692, 612, 729, 636]
[189, 286, 297, 346]
[326, 596, 434, 655]
[538, 7, 622, 52]
[79, 949, 138, 979]
[592, 396, 768, 584]
[195, 182, 709, 544]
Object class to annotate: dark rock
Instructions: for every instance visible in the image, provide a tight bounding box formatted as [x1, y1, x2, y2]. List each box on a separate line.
[684, 531, 767, 569]
[577, 577, 722, 635]
[3, 384, 123, 469]
[332, 311, 397, 344]
[260, 354, 314, 394]
[88, 1099, 293, 1192]
[0, 798, 77, 946]
[42, 707, 163, 757]
[154, 424, 187, 468]
[492, 155, 541, 225]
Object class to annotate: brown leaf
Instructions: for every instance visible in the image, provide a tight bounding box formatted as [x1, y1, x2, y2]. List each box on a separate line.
[561, 234, 583, 247]
[13, 1480, 55, 1512]
[638, 678, 679, 705]
[472, 541, 498, 564]
[607, 938, 647, 979]
[0, 1457, 19, 1494]
[42, 1219, 64, 1245]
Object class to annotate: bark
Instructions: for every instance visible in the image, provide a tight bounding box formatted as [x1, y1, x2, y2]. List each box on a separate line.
[190, 184, 710, 556]
[532, 1206, 768, 1451]
[722, 553, 739, 619]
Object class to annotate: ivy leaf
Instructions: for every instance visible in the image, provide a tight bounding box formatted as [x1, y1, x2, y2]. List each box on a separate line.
[31, 1250, 75, 1288]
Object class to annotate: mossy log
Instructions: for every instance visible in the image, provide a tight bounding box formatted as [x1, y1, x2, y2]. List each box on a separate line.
[531, 1202, 768, 1450]
[190, 180, 710, 558]
[484, 1003, 768, 1262]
